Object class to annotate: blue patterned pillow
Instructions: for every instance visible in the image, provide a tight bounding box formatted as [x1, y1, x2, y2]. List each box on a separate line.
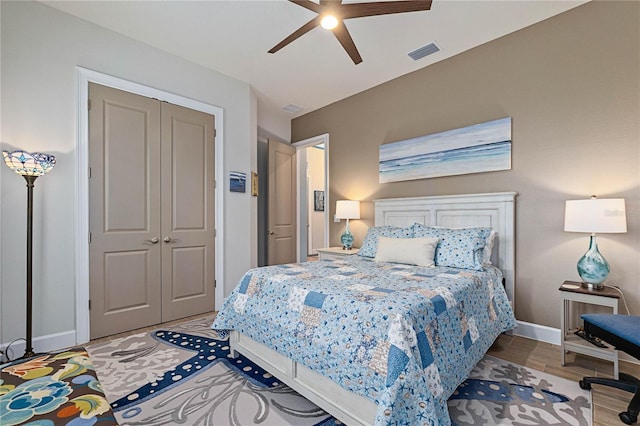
[411, 223, 492, 270]
[358, 225, 414, 258]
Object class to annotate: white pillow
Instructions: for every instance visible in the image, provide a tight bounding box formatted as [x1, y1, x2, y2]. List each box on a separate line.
[374, 237, 439, 267]
[484, 230, 496, 264]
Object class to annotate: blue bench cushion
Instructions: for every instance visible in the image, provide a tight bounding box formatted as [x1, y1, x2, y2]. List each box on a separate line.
[581, 314, 640, 351]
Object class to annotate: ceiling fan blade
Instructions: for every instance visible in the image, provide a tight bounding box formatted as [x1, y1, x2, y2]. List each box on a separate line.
[268, 16, 322, 54]
[290, 0, 324, 14]
[332, 21, 363, 64]
[340, 1, 432, 19]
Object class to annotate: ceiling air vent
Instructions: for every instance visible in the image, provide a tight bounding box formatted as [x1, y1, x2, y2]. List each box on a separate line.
[282, 104, 304, 114]
[408, 42, 440, 61]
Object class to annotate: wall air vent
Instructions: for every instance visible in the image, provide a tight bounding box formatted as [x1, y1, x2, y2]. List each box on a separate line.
[408, 42, 440, 61]
[282, 104, 305, 114]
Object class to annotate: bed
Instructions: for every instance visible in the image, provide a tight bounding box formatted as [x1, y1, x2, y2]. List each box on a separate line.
[212, 192, 517, 425]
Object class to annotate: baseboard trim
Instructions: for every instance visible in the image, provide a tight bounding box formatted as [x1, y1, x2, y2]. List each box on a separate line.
[514, 320, 561, 345]
[1, 330, 77, 363]
[513, 320, 639, 365]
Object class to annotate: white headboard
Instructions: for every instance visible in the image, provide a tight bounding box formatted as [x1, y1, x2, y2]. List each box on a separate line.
[374, 192, 517, 307]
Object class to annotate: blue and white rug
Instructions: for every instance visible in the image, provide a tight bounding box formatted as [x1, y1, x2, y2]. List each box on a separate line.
[87, 315, 591, 425]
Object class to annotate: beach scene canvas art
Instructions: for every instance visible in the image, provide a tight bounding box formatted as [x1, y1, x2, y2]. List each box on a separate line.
[379, 117, 512, 183]
[230, 171, 246, 193]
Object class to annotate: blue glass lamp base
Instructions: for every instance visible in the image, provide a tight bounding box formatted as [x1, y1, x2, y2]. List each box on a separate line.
[577, 235, 610, 289]
[341, 231, 354, 250]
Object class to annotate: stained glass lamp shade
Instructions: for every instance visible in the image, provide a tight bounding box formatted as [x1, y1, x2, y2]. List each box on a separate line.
[3, 150, 56, 176]
[3, 150, 56, 359]
[564, 197, 627, 289]
[336, 200, 360, 250]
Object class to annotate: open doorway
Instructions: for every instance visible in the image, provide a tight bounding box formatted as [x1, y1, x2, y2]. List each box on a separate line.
[305, 143, 326, 258]
[294, 134, 329, 262]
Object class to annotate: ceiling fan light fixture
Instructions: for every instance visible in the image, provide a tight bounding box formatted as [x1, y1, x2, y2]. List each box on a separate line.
[270, 0, 432, 64]
[320, 15, 339, 30]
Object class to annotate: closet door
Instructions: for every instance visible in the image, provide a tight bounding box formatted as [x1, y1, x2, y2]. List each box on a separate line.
[88, 84, 216, 339]
[160, 102, 215, 321]
[89, 83, 162, 339]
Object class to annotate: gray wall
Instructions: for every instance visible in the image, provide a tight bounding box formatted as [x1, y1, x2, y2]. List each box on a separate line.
[0, 1, 263, 347]
[292, 1, 640, 328]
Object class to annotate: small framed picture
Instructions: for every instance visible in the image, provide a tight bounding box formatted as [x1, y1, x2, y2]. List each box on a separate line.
[230, 171, 246, 193]
[251, 172, 258, 196]
[314, 190, 325, 211]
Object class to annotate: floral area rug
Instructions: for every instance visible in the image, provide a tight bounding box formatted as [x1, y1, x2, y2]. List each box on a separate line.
[86, 315, 591, 425]
[0, 347, 117, 426]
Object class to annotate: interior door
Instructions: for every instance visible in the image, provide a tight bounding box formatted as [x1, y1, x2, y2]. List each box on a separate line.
[268, 139, 297, 265]
[89, 83, 216, 339]
[89, 83, 162, 338]
[160, 102, 215, 321]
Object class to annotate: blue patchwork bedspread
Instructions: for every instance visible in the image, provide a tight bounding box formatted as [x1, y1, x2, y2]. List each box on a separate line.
[212, 257, 516, 425]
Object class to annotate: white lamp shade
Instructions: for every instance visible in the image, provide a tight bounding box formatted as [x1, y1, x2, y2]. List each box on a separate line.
[335, 200, 360, 220]
[564, 198, 627, 233]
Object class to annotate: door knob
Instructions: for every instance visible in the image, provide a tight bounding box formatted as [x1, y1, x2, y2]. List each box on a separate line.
[163, 237, 172, 243]
[269, 231, 275, 235]
[145, 237, 159, 244]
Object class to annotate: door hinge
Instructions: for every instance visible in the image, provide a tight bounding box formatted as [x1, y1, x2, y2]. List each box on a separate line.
[214, 280, 217, 288]
[213, 129, 217, 138]
[88, 99, 91, 111]
[88, 299, 91, 310]
[88, 167, 92, 178]
[88, 232, 92, 244]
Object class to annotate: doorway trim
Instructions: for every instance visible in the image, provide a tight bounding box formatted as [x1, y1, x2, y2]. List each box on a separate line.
[292, 133, 329, 262]
[75, 67, 224, 344]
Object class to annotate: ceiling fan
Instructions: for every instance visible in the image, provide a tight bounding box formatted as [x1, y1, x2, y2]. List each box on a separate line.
[269, 0, 432, 65]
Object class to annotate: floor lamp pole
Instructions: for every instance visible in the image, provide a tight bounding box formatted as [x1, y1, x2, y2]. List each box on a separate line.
[3, 149, 56, 360]
[24, 175, 37, 359]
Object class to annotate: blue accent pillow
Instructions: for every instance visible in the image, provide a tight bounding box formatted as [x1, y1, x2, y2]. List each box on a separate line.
[358, 225, 414, 258]
[412, 223, 492, 270]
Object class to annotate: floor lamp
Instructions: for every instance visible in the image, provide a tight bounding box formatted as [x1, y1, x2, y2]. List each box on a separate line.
[3, 150, 56, 359]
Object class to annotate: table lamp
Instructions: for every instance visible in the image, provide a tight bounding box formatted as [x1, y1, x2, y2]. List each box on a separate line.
[335, 200, 360, 250]
[564, 196, 626, 289]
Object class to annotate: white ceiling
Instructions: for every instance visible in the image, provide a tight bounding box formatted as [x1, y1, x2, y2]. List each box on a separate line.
[42, 0, 587, 118]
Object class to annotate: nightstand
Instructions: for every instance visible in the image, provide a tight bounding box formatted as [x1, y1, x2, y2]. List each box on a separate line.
[559, 280, 620, 378]
[316, 247, 359, 261]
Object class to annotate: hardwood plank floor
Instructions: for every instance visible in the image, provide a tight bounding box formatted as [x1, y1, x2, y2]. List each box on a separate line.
[489, 333, 640, 426]
[90, 314, 639, 425]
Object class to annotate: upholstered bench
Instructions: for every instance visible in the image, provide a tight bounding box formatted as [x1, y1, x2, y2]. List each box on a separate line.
[0, 347, 118, 425]
[579, 314, 640, 425]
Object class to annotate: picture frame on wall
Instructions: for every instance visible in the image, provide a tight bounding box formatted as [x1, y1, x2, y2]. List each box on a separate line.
[314, 190, 325, 211]
[230, 171, 246, 193]
[379, 117, 512, 183]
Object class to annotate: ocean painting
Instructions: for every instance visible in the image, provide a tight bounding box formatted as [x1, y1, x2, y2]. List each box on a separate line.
[230, 171, 246, 193]
[379, 117, 512, 183]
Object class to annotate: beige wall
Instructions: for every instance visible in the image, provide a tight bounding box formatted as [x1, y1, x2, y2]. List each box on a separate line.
[291, 1, 640, 328]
